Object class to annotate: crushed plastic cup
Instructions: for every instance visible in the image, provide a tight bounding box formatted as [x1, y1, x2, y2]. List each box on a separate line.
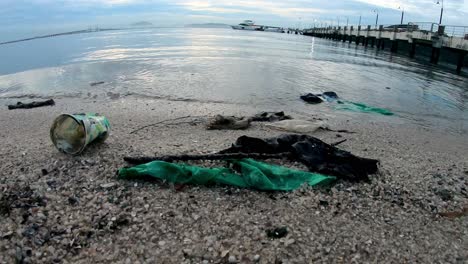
[50, 113, 110, 155]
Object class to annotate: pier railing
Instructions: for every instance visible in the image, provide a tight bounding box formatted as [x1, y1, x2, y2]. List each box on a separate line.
[307, 22, 468, 39]
[303, 22, 468, 73]
[408, 22, 440, 33]
[409, 22, 468, 38]
[445, 25, 468, 38]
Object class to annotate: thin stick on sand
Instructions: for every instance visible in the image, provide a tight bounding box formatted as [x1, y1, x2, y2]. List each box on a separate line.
[130, 115, 205, 134]
[124, 153, 292, 165]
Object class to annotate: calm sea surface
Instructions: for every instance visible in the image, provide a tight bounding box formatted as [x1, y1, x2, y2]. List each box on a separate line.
[0, 28, 466, 134]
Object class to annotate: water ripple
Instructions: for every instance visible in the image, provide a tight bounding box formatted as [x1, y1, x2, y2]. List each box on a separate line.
[0, 28, 466, 134]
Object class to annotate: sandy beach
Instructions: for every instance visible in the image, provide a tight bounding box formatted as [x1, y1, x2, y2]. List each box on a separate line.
[0, 97, 467, 263]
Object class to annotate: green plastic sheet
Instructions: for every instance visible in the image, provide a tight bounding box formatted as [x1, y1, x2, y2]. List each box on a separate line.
[336, 101, 394, 116]
[118, 159, 335, 191]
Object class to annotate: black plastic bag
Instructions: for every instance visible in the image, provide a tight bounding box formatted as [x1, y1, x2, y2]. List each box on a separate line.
[220, 134, 379, 181]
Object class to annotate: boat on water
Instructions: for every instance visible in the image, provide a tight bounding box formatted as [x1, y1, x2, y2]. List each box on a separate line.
[231, 20, 262, 31]
[231, 20, 285, 33]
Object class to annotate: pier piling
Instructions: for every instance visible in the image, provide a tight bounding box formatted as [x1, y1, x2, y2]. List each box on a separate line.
[303, 22, 468, 73]
[409, 42, 416, 58]
[456, 52, 466, 73]
[391, 41, 398, 53]
[430, 48, 441, 64]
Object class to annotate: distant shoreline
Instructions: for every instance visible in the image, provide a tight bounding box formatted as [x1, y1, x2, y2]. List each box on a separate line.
[0, 28, 121, 46]
[0, 26, 233, 46]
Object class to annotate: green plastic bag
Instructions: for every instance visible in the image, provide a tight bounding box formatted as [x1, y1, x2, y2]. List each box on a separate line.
[335, 101, 394, 116]
[118, 159, 335, 191]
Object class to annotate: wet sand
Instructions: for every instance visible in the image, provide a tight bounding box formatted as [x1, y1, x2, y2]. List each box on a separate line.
[0, 97, 467, 263]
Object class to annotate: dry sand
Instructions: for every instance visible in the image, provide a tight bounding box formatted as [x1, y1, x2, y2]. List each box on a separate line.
[0, 97, 467, 263]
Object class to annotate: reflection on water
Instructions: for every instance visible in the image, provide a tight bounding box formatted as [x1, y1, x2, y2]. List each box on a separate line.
[0, 28, 466, 134]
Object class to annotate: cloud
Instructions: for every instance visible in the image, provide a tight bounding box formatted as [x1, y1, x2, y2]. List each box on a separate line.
[354, 0, 468, 17]
[176, 0, 325, 18]
[172, 0, 467, 26]
[0, 0, 467, 34]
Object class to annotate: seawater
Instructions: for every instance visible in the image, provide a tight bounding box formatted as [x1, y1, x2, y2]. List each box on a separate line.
[0, 28, 466, 134]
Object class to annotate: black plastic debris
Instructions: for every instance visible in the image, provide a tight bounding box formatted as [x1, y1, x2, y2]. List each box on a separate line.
[266, 227, 288, 239]
[8, 99, 55, 110]
[250, 111, 292, 122]
[90, 81, 105, 86]
[220, 134, 379, 181]
[301, 91, 339, 104]
[68, 196, 79, 206]
[207, 112, 293, 130]
[300, 93, 323, 104]
[322, 91, 339, 99]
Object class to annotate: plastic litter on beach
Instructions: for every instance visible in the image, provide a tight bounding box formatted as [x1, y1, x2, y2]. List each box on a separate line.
[130, 112, 293, 133]
[300, 93, 323, 104]
[50, 113, 110, 155]
[206, 115, 251, 130]
[7, 99, 55, 110]
[206, 111, 293, 130]
[300, 91, 394, 116]
[220, 134, 379, 181]
[335, 101, 394, 116]
[130, 115, 205, 134]
[318, 126, 355, 134]
[266, 227, 288, 239]
[118, 159, 335, 191]
[300, 91, 341, 104]
[125, 134, 379, 182]
[124, 153, 292, 165]
[321, 91, 339, 100]
[250, 111, 292, 122]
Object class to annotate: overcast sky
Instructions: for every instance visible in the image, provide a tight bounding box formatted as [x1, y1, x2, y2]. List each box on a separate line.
[1, 0, 467, 32]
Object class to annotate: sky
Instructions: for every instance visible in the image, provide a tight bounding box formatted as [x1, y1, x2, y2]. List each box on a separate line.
[1, 0, 467, 34]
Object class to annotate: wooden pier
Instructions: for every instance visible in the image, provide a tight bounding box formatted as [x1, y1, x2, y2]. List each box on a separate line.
[304, 23, 468, 73]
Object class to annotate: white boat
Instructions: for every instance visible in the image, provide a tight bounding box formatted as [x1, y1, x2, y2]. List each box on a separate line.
[231, 20, 285, 33]
[231, 20, 263, 31]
